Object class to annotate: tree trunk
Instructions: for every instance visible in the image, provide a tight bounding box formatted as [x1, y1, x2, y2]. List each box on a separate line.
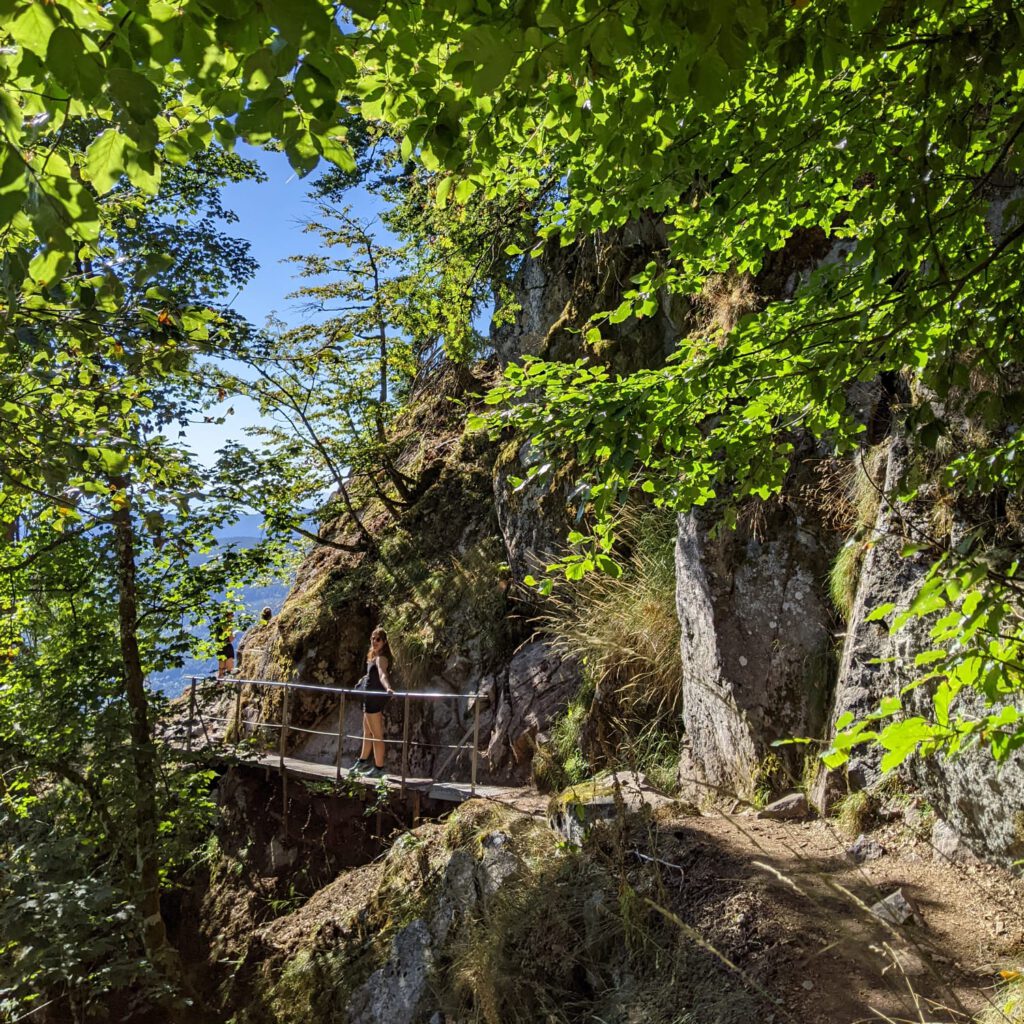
[110, 481, 177, 974]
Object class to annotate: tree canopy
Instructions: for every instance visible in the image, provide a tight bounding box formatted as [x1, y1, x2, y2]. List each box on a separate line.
[2, 8, 1024, 1007]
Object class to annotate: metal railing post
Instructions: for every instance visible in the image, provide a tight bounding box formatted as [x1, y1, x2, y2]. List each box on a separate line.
[186, 677, 197, 754]
[279, 683, 290, 771]
[471, 689, 481, 796]
[233, 681, 243, 742]
[335, 691, 346, 783]
[400, 694, 410, 794]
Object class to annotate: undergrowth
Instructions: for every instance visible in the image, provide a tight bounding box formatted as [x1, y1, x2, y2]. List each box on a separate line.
[536, 505, 682, 791]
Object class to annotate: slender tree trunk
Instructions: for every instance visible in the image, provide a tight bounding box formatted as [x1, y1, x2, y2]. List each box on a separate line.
[363, 232, 417, 503]
[110, 480, 176, 973]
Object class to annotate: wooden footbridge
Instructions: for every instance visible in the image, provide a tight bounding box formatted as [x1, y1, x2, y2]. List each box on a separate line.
[179, 675, 517, 809]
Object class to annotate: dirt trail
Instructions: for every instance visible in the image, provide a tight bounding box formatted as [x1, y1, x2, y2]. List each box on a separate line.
[186, 777, 1022, 1024]
[646, 809, 1023, 1023]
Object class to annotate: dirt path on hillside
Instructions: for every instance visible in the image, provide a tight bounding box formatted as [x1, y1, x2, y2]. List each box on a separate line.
[198, 786, 1022, 1024]
[640, 809, 1023, 1023]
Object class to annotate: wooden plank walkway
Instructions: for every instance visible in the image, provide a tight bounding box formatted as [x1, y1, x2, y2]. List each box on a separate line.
[250, 751, 515, 804]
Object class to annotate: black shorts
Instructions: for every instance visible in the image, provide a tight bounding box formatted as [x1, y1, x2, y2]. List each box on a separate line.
[220, 642, 234, 660]
[362, 693, 387, 715]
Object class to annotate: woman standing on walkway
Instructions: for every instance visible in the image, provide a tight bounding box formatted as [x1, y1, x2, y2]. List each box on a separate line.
[355, 626, 395, 776]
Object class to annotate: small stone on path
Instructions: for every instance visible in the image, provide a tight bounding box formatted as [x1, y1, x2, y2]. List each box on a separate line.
[756, 792, 809, 821]
[869, 887, 915, 926]
[847, 833, 885, 862]
[931, 819, 975, 864]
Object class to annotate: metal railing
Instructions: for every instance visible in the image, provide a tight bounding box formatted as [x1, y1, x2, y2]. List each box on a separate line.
[182, 675, 484, 796]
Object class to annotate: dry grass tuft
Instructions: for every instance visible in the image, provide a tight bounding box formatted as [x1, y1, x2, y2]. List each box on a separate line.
[696, 270, 760, 340]
[835, 789, 873, 837]
[540, 505, 681, 726]
[829, 540, 865, 621]
[536, 505, 682, 788]
[825, 444, 889, 619]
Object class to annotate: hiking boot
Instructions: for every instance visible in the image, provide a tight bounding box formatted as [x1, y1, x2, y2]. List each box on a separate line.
[350, 758, 371, 774]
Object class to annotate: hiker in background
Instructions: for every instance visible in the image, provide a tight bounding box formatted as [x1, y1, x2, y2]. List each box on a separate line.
[216, 610, 234, 679]
[235, 606, 274, 671]
[353, 626, 395, 777]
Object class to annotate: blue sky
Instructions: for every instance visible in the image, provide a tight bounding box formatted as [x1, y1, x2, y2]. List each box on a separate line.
[182, 143, 386, 466]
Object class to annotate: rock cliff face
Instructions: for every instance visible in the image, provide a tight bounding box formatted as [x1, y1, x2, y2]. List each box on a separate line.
[245, 218, 1022, 867]
[674, 483, 835, 804]
[814, 434, 1024, 867]
[241, 225, 687, 784]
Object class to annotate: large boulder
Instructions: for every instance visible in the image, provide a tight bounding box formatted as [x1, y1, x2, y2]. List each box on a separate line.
[674, 485, 834, 805]
[485, 641, 581, 772]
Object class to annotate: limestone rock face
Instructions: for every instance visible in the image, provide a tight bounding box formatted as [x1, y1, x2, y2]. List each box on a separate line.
[347, 919, 435, 1024]
[485, 641, 581, 772]
[674, 495, 834, 804]
[490, 220, 689, 587]
[492, 218, 687, 375]
[817, 435, 1024, 867]
[814, 438, 919, 804]
[907, 696, 1024, 868]
[493, 440, 575, 586]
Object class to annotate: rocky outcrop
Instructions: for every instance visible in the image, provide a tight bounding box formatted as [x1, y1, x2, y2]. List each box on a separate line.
[485, 641, 581, 773]
[674, 487, 835, 805]
[492, 217, 688, 375]
[547, 770, 675, 845]
[816, 434, 1024, 867]
[493, 439, 576, 586]
[814, 437, 916, 802]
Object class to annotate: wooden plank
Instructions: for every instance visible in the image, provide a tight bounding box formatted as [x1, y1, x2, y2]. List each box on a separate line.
[173, 743, 524, 807]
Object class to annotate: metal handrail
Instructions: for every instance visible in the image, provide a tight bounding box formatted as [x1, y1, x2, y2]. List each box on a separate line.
[189, 674, 480, 701]
[181, 673, 484, 795]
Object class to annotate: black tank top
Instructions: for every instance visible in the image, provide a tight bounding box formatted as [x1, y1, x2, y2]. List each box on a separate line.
[365, 660, 384, 692]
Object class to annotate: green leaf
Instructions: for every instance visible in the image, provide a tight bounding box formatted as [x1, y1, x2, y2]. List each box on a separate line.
[865, 602, 896, 622]
[122, 144, 162, 194]
[27, 247, 71, 285]
[608, 300, 632, 324]
[11, 2, 58, 57]
[85, 130, 127, 195]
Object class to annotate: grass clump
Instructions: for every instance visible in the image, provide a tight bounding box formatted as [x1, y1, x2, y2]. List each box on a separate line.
[835, 790, 873, 837]
[979, 968, 1023, 1024]
[533, 696, 591, 792]
[444, 832, 624, 1024]
[537, 505, 682, 790]
[827, 444, 888, 619]
[829, 539, 865, 621]
[752, 752, 784, 809]
[541, 505, 681, 724]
